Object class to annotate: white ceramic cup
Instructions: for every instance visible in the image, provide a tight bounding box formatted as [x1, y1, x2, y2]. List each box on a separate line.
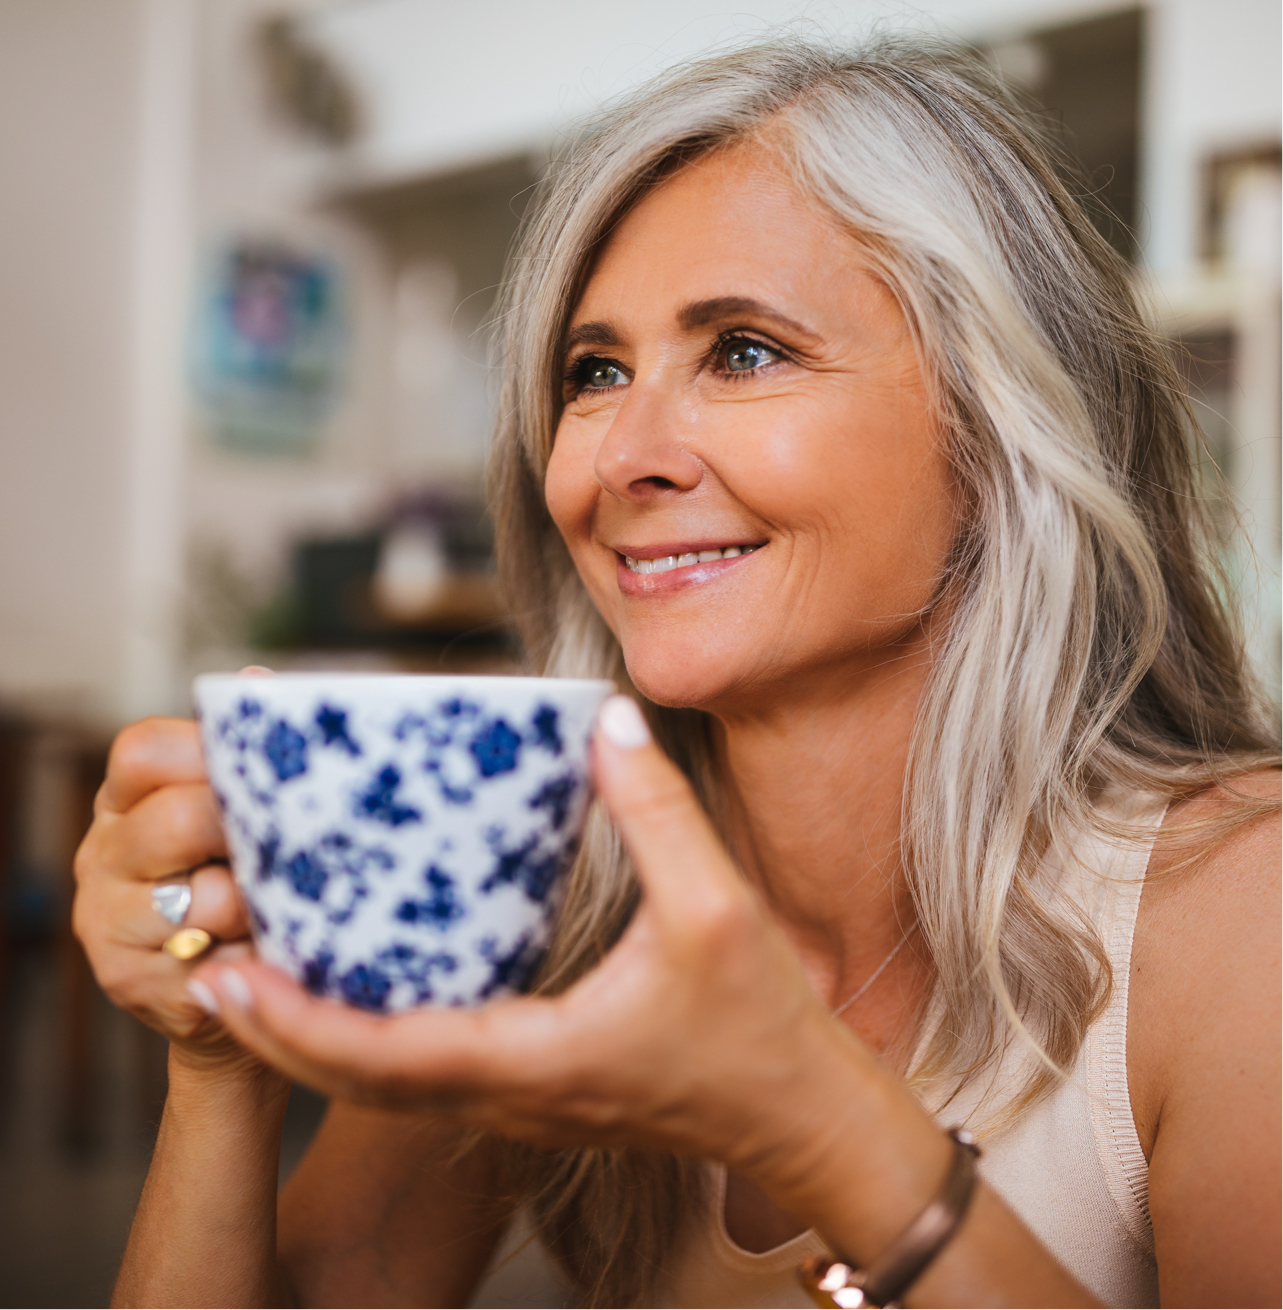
[194, 673, 613, 1011]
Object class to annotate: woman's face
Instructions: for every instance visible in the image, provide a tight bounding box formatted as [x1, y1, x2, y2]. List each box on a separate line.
[545, 145, 958, 714]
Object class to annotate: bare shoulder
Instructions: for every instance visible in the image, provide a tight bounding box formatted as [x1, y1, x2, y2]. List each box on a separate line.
[1128, 768, 1280, 1306]
[1130, 767, 1280, 1107]
[1138, 766, 1279, 947]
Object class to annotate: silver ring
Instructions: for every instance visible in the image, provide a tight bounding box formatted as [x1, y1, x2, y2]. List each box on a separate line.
[151, 882, 192, 927]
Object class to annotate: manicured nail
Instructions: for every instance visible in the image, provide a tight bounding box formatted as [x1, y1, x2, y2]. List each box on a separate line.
[598, 696, 651, 749]
[187, 978, 220, 1015]
[219, 968, 255, 1011]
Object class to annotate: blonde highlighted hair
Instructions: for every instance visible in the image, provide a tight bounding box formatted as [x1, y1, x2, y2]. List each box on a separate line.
[482, 35, 1279, 1306]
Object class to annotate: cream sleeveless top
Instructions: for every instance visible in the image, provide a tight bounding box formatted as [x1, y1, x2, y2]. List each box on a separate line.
[660, 793, 1166, 1309]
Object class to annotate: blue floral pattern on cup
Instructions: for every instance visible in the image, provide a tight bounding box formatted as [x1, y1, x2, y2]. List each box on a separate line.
[195, 675, 613, 1012]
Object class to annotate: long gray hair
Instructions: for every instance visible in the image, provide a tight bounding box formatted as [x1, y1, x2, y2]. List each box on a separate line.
[483, 35, 1279, 1306]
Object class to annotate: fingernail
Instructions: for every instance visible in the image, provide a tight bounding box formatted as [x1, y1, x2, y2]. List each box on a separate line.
[219, 968, 255, 1011]
[237, 665, 274, 677]
[598, 696, 651, 749]
[187, 978, 220, 1015]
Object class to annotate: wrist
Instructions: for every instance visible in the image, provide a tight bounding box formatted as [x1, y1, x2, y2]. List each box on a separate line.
[800, 1128, 981, 1309]
[737, 1013, 954, 1269]
[166, 1042, 292, 1117]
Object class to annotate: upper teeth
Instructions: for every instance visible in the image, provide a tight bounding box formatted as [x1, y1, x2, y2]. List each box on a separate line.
[624, 545, 759, 574]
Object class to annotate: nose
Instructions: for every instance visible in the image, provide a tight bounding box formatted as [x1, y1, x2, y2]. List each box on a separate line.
[593, 382, 704, 503]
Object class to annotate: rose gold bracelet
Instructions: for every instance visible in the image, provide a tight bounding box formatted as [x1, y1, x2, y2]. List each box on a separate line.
[797, 1127, 981, 1309]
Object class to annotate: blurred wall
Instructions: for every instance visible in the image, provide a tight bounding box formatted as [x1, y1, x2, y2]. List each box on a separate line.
[0, 0, 153, 720]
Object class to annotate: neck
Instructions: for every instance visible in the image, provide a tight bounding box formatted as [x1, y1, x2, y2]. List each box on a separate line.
[712, 637, 934, 1058]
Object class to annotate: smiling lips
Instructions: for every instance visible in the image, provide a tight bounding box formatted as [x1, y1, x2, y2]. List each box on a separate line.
[620, 543, 762, 576]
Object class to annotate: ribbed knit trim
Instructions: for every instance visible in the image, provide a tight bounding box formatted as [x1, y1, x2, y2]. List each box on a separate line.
[708, 1163, 828, 1274]
[1087, 803, 1166, 1264]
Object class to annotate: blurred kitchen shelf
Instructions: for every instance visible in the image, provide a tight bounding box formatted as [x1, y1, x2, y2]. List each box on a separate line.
[271, 644, 524, 677]
[250, 528, 519, 666]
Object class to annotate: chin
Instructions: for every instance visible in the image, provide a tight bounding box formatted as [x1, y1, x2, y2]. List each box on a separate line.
[620, 643, 749, 712]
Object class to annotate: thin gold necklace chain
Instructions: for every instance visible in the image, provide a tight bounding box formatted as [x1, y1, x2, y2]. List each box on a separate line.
[831, 921, 919, 1018]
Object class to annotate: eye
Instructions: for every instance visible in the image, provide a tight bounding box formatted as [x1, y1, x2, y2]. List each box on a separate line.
[570, 356, 628, 392]
[722, 338, 781, 374]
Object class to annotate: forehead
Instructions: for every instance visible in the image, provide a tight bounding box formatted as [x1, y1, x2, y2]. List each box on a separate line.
[571, 145, 868, 326]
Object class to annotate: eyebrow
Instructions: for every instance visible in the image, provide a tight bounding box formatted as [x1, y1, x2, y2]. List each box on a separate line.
[563, 320, 619, 351]
[562, 297, 816, 354]
[678, 296, 813, 339]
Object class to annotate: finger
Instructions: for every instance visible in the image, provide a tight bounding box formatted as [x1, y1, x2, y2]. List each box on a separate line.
[187, 864, 250, 940]
[195, 960, 469, 1101]
[99, 718, 206, 815]
[97, 783, 227, 883]
[92, 863, 247, 952]
[593, 697, 744, 918]
[195, 960, 554, 1107]
[80, 917, 232, 1031]
[128, 864, 250, 949]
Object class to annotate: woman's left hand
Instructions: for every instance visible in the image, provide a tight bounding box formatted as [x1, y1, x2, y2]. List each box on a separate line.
[194, 698, 902, 1196]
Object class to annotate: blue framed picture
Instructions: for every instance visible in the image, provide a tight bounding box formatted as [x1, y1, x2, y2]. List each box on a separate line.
[192, 239, 346, 456]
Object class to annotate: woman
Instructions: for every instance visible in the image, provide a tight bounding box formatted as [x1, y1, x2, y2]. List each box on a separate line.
[75, 38, 1279, 1308]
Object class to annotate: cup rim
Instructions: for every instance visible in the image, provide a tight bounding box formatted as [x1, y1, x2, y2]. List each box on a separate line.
[193, 672, 616, 693]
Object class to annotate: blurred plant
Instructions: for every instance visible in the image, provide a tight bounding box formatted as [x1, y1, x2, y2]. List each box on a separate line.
[255, 14, 362, 147]
[249, 589, 306, 652]
[184, 540, 302, 659]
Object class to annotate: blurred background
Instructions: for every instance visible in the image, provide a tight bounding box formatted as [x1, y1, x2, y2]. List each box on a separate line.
[0, 0, 1278, 1304]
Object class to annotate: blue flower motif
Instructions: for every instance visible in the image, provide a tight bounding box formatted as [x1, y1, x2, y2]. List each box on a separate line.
[477, 931, 546, 999]
[527, 773, 579, 831]
[355, 765, 422, 827]
[530, 704, 563, 756]
[340, 963, 392, 1011]
[315, 704, 361, 756]
[285, 850, 328, 901]
[256, 830, 280, 882]
[479, 834, 562, 903]
[393, 711, 425, 742]
[264, 719, 308, 782]
[424, 759, 473, 806]
[396, 864, 467, 929]
[321, 831, 395, 878]
[469, 718, 522, 778]
[373, 943, 459, 1003]
[429, 697, 480, 744]
[257, 828, 396, 937]
[302, 950, 334, 995]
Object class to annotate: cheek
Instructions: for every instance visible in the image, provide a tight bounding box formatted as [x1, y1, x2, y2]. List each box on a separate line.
[543, 423, 595, 545]
[544, 421, 623, 625]
[715, 388, 956, 586]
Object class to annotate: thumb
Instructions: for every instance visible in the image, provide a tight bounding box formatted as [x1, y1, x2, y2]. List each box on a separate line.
[593, 697, 741, 920]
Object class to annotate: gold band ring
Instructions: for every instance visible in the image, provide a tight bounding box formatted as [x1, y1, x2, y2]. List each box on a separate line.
[162, 928, 214, 961]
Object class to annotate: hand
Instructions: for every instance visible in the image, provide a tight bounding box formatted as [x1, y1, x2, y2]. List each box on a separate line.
[192, 697, 884, 1193]
[73, 716, 263, 1073]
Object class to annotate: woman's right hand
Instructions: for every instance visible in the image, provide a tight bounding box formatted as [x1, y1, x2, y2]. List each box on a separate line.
[73, 716, 259, 1071]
